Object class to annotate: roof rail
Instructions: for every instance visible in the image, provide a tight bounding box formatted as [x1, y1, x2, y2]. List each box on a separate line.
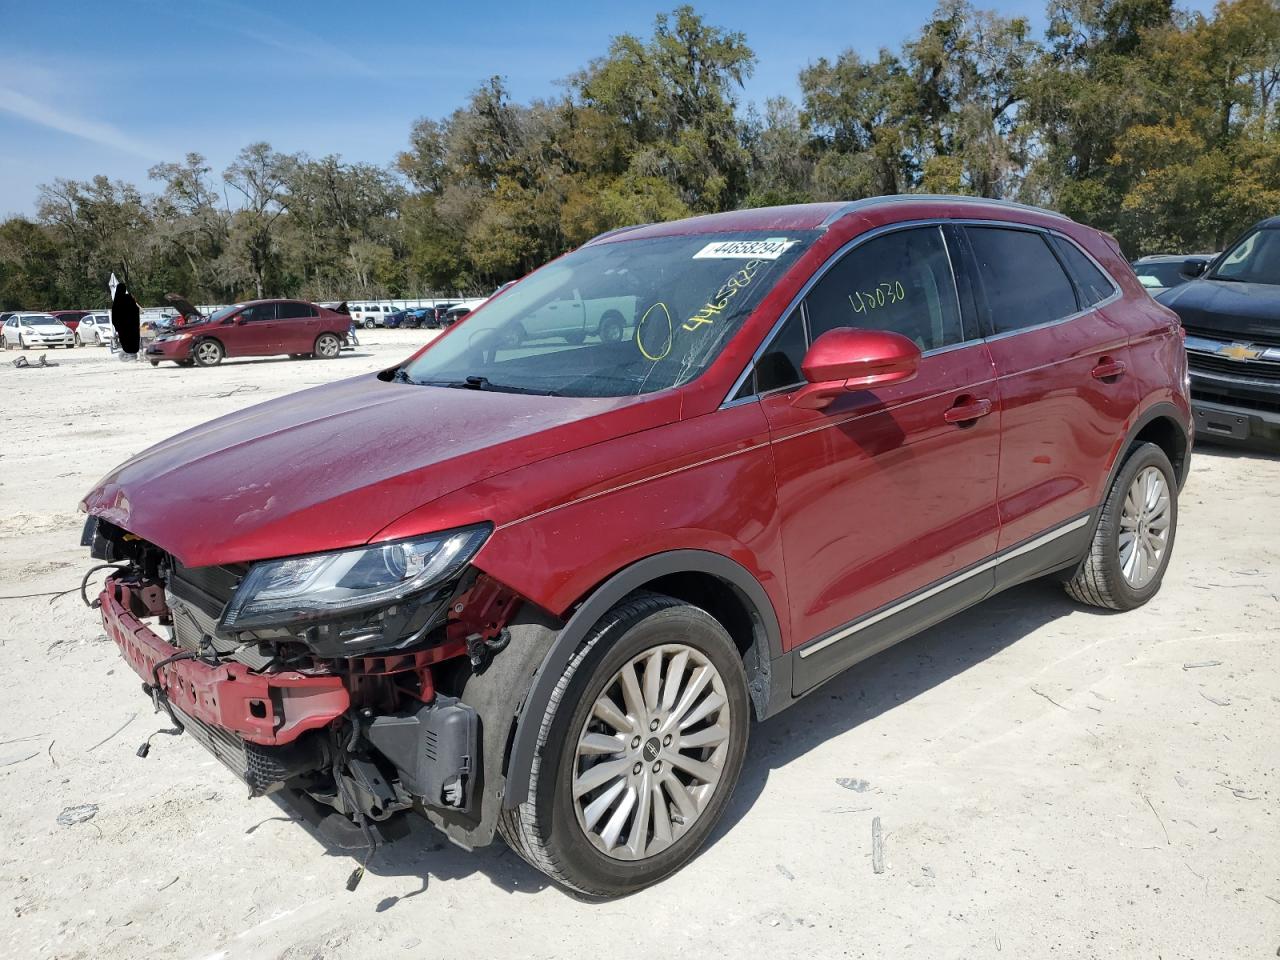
[820, 194, 1070, 226]
[584, 223, 652, 246]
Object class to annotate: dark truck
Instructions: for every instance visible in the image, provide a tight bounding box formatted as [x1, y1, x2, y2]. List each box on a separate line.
[1159, 216, 1280, 450]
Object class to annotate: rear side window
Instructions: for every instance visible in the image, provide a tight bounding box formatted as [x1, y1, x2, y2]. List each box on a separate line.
[1052, 236, 1115, 307]
[277, 302, 317, 319]
[965, 227, 1079, 334]
[805, 226, 965, 351]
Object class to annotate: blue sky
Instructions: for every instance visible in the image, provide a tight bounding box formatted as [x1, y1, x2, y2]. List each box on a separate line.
[1, 0, 1214, 217]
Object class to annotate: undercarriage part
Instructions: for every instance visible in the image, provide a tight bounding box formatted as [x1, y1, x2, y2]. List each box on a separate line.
[365, 696, 480, 812]
[271, 787, 412, 851]
[170, 704, 327, 796]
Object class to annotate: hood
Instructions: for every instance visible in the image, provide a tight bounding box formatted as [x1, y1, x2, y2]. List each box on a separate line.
[81, 374, 672, 567]
[1157, 278, 1280, 341]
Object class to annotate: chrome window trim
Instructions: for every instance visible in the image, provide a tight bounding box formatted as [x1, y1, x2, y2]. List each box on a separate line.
[798, 513, 1092, 659]
[721, 217, 1124, 407]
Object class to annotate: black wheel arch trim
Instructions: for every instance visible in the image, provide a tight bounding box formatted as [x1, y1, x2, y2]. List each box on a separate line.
[1108, 401, 1192, 494]
[502, 548, 783, 808]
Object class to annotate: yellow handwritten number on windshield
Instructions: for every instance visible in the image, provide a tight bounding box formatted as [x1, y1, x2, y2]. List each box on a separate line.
[636, 302, 673, 361]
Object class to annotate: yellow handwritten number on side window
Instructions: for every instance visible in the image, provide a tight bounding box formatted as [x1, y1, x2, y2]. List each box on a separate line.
[848, 280, 906, 315]
[636, 302, 673, 361]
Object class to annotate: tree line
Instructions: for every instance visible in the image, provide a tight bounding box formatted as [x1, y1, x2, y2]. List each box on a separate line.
[1, 0, 1276, 310]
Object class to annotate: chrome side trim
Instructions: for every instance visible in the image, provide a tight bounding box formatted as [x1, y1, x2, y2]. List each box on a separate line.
[797, 514, 1092, 659]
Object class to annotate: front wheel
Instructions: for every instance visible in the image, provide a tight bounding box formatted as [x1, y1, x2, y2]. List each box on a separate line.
[193, 338, 224, 367]
[1065, 442, 1178, 610]
[19, 336, 27, 350]
[498, 594, 749, 897]
[73, 333, 81, 347]
[313, 333, 341, 359]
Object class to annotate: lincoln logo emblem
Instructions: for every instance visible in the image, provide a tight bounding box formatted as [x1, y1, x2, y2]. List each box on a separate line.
[643, 738, 660, 762]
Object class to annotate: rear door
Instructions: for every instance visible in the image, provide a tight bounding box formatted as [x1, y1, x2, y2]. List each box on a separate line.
[749, 224, 1002, 693]
[958, 225, 1134, 568]
[276, 301, 321, 352]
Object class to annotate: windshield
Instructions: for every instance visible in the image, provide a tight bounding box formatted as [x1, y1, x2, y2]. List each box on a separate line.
[1134, 261, 1189, 289]
[1212, 228, 1280, 285]
[402, 231, 817, 397]
[206, 304, 243, 323]
[25, 315, 60, 326]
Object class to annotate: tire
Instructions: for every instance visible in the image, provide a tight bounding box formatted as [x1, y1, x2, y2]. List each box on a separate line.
[363, 319, 375, 329]
[20, 336, 27, 350]
[599, 310, 625, 343]
[149, 360, 159, 367]
[498, 593, 749, 897]
[193, 338, 224, 367]
[1065, 442, 1178, 611]
[314, 333, 341, 359]
[73, 333, 81, 347]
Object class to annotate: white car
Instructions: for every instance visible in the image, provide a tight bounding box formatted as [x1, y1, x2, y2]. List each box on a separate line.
[77, 313, 116, 346]
[2, 313, 75, 350]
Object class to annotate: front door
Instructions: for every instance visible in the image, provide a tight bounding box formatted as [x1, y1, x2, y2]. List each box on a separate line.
[749, 224, 1002, 693]
[232, 302, 283, 356]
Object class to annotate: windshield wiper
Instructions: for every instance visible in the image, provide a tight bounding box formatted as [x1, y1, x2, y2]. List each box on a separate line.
[462, 375, 560, 396]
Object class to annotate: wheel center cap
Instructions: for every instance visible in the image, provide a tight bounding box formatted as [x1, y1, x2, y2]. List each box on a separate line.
[642, 737, 661, 762]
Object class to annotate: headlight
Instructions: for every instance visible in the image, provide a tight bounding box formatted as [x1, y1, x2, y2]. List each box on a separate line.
[219, 525, 490, 633]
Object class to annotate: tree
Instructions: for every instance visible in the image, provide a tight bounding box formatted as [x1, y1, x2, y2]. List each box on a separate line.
[223, 143, 293, 298]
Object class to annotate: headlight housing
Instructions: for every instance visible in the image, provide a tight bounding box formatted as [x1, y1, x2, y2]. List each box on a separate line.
[219, 525, 490, 634]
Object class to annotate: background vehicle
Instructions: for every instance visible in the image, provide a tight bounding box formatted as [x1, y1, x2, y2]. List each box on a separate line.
[77, 313, 115, 346]
[383, 309, 411, 329]
[441, 297, 486, 326]
[1132, 254, 1215, 295]
[424, 302, 458, 328]
[351, 303, 396, 328]
[48, 310, 89, 340]
[1159, 216, 1280, 449]
[82, 197, 1190, 899]
[3, 313, 74, 349]
[145, 299, 349, 367]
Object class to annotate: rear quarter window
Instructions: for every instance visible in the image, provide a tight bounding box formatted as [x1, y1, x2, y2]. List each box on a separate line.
[1052, 236, 1116, 306]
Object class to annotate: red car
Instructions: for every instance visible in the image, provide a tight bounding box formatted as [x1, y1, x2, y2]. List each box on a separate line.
[145, 299, 349, 367]
[49, 310, 89, 340]
[81, 197, 1191, 896]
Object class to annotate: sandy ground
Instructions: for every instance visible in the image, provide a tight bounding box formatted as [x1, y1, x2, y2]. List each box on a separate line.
[0, 331, 1276, 960]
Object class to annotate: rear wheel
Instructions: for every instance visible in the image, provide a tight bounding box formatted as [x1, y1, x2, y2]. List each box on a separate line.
[363, 319, 376, 329]
[193, 338, 224, 367]
[314, 333, 341, 359]
[1065, 442, 1177, 610]
[498, 594, 749, 897]
[599, 310, 625, 343]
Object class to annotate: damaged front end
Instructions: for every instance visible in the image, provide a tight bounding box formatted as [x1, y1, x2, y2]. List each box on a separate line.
[83, 515, 536, 855]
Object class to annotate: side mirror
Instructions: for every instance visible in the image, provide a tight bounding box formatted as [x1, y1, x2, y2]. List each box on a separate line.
[1182, 257, 1208, 278]
[792, 328, 921, 410]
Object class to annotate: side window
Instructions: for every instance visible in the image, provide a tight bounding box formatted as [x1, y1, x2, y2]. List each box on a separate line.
[241, 303, 278, 322]
[805, 226, 964, 351]
[965, 227, 1079, 334]
[277, 302, 317, 319]
[1050, 235, 1115, 307]
[754, 310, 809, 393]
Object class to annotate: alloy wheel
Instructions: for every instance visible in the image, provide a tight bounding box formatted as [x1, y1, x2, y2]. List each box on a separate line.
[571, 643, 732, 862]
[195, 341, 221, 365]
[1118, 465, 1170, 588]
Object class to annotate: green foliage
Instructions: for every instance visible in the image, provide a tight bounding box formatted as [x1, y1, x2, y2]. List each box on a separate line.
[1, 1, 1276, 310]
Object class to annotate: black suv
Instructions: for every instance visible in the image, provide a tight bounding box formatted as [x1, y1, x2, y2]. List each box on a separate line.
[1159, 216, 1280, 450]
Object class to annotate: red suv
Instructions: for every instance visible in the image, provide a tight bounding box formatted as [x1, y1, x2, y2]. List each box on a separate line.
[81, 197, 1191, 896]
[145, 299, 350, 367]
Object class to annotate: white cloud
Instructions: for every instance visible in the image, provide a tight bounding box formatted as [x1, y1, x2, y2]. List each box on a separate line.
[0, 86, 160, 160]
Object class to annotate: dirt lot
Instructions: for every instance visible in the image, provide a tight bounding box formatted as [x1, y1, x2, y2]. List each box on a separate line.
[0, 331, 1276, 960]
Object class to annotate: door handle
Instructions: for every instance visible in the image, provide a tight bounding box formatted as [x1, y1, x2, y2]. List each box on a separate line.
[1091, 358, 1127, 380]
[944, 396, 993, 424]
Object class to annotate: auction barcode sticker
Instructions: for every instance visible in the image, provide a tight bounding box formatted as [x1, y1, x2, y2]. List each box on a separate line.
[693, 237, 799, 260]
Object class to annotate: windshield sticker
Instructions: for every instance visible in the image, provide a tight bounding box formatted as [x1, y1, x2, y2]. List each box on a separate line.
[636, 302, 674, 361]
[848, 280, 906, 315]
[683, 261, 763, 332]
[693, 238, 798, 260]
